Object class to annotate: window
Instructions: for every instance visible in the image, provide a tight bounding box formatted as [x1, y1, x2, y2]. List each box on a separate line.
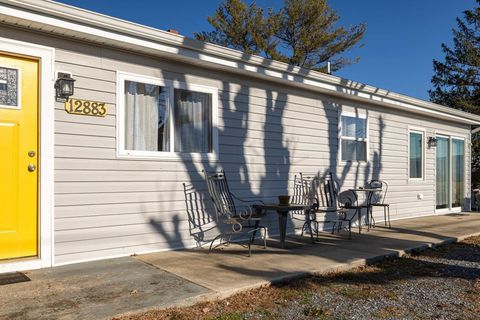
[340, 114, 367, 162]
[124, 80, 170, 152]
[174, 89, 212, 153]
[409, 130, 424, 179]
[0, 66, 20, 108]
[118, 73, 216, 158]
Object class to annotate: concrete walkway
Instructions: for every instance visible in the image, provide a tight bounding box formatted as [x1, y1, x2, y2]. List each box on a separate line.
[1, 213, 480, 319]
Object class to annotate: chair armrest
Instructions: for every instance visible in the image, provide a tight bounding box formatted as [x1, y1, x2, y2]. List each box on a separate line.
[314, 206, 341, 212]
[222, 217, 243, 232]
[237, 206, 254, 220]
[231, 193, 265, 205]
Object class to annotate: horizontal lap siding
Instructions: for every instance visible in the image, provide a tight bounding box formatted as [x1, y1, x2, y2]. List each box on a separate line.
[3, 27, 470, 265]
[51, 45, 470, 264]
[58, 57, 472, 264]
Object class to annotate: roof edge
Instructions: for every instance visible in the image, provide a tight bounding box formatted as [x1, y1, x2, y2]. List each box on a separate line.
[2, 0, 479, 125]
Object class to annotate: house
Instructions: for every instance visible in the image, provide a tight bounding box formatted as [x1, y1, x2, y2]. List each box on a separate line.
[0, 0, 479, 273]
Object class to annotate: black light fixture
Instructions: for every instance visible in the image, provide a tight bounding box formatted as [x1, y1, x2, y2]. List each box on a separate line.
[428, 136, 438, 148]
[55, 72, 75, 101]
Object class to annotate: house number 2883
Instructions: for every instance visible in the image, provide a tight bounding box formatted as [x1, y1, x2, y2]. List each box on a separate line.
[65, 98, 107, 117]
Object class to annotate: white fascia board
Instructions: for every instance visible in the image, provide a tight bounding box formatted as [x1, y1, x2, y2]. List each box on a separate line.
[1, 0, 480, 125]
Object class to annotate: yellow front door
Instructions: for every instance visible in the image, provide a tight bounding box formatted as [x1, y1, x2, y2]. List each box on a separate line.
[0, 53, 38, 260]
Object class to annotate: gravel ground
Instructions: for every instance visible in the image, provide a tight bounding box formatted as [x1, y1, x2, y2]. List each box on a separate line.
[121, 237, 480, 320]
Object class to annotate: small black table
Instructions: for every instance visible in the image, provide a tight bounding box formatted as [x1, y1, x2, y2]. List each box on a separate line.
[254, 203, 311, 249]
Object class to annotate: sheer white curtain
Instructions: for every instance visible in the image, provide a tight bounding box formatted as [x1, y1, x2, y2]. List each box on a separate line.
[124, 81, 169, 151]
[342, 116, 366, 138]
[341, 115, 366, 161]
[174, 89, 211, 153]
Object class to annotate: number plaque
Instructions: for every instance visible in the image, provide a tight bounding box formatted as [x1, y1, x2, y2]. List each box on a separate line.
[65, 98, 107, 117]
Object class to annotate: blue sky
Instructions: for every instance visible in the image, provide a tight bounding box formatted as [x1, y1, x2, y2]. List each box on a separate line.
[56, 0, 476, 101]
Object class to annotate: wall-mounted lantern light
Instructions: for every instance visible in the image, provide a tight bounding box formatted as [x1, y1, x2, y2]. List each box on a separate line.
[55, 72, 75, 101]
[428, 136, 438, 148]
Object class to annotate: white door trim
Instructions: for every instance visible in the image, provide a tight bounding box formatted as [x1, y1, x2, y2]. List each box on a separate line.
[0, 37, 55, 273]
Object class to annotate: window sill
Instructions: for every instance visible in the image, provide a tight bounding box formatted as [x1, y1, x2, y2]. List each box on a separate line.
[340, 160, 369, 164]
[408, 178, 426, 184]
[117, 151, 218, 162]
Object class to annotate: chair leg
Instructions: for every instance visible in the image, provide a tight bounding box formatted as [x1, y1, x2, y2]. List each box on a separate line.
[307, 220, 314, 243]
[367, 206, 374, 230]
[225, 235, 232, 247]
[387, 206, 391, 228]
[263, 227, 267, 249]
[209, 234, 224, 253]
[248, 238, 252, 257]
[357, 208, 362, 234]
[263, 229, 267, 249]
[331, 222, 337, 234]
[384, 206, 387, 227]
[315, 221, 319, 241]
[348, 220, 352, 240]
[367, 206, 370, 232]
[370, 206, 375, 228]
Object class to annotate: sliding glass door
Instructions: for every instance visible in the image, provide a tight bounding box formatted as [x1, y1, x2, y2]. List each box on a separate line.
[436, 137, 449, 210]
[436, 135, 465, 212]
[452, 139, 465, 208]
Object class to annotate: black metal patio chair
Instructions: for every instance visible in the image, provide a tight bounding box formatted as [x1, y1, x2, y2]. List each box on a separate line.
[183, 182, 219, 247]
[290, 174, 316, 240]
[335, 189, 361, 239]
[297, 172, 354, 240]
[366, 180, 391, 228]
[203, 170, 267, 256]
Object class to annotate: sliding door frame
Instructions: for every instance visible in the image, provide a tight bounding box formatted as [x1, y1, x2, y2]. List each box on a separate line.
[435, 132, 467, 214]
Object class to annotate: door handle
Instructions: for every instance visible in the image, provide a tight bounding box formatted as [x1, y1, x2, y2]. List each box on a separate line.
[28, 164, 36, 172]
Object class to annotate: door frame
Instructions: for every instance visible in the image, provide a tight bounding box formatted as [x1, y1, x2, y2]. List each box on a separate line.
[0, 37, 55, 273]
[434, 131, 467, 214]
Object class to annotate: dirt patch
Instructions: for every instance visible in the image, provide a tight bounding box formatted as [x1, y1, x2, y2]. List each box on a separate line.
[119, 236, 480, 320]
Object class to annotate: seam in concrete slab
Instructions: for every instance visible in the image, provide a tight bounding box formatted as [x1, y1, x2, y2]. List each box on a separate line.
[135, 257, 214, 293]
[115, 231, 480, 318]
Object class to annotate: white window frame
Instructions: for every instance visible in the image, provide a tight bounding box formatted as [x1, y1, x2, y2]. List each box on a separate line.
[0, 64, 22, 110]
[339, 111, 369, 163]
[116, 71, 219, 161]
[408, 128, 426, 182]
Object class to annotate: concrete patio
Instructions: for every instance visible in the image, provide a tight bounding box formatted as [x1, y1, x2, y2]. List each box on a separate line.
[1, 213, 480, 319]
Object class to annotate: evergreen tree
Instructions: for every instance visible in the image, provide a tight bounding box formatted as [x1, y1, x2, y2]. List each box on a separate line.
[195, 0, 365, 71]
[429, 1, 480, 114]
[429, 1, 480, 186]
[275, 0, 365, 71]
[194, 0, 280, 57]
